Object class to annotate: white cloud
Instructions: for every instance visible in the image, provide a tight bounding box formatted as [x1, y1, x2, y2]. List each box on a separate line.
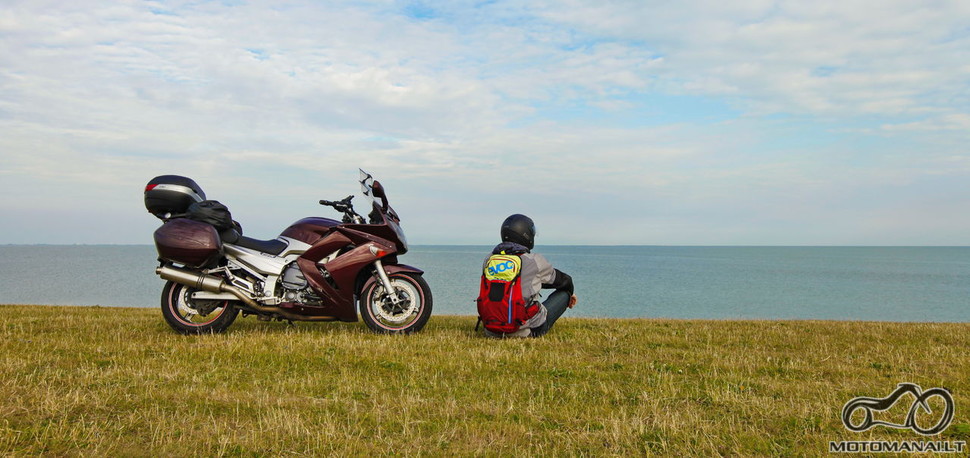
[880, 114, 970, 132]
[535, 0, 970, 119]
[0, 0, 968, 244]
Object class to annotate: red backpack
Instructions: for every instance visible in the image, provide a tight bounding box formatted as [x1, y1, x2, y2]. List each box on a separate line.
[476, 253, 539, 334]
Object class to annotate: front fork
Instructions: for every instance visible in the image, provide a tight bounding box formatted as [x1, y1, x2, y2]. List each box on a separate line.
[373, 259, 401, 305]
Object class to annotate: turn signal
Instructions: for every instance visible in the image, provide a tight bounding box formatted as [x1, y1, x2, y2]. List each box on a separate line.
[368, 245, 387, 257]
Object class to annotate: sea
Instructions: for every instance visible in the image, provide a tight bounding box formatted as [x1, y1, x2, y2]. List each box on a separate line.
[0, 245, 967, 322]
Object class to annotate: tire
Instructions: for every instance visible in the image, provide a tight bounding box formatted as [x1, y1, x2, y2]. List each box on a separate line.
[160, 280, 239, 335]
[359, 272, 432, 334]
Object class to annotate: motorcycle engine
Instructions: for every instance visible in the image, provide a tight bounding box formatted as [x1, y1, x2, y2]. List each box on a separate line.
[278, 262, 324, 305]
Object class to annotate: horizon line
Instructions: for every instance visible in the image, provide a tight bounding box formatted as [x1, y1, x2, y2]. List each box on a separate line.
[3, 243, 969, 248]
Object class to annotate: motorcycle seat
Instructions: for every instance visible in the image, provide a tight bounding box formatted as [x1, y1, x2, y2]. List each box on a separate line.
[221, 229, 287, 255]
[235, 236, 287, 255]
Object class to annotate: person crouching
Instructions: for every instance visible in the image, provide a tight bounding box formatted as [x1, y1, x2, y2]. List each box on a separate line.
[476, 214, 577, 338]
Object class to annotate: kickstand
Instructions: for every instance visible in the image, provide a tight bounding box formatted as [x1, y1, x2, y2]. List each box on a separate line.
[474, 317, 481, 332]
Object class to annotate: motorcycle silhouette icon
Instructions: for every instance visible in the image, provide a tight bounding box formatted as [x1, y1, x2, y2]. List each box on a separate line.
[841, 383, 955, 435]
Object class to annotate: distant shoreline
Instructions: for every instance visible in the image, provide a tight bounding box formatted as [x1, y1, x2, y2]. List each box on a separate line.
[2, 303, 965, 325]
[3, 243, 970, 248]
[3, 245, 967, 322]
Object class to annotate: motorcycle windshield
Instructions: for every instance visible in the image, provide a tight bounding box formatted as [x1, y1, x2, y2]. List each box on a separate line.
[359, 169, 377, 210]
[359, 168, 407, 250]
[359, 168, 402, 222]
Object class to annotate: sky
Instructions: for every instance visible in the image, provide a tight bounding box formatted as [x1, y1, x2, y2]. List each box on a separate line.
[1, 0, 969, 245]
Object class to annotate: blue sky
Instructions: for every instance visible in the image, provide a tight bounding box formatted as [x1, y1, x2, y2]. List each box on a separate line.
[1, 0, 969, 245]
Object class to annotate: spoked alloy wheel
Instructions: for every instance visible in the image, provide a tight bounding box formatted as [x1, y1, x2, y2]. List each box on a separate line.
[160, 280, 238, 335]
[360, 272, 432, 334]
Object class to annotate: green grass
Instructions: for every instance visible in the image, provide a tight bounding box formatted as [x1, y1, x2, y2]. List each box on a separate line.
[1, 305, 968, 455]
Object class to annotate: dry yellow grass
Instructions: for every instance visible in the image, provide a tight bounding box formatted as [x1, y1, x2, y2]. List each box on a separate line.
[1, 305, 968, 455]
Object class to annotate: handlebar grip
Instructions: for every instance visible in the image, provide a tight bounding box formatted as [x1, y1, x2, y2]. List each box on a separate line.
[319, 200, 333, 206]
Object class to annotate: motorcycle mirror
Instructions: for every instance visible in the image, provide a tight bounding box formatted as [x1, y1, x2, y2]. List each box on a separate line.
[371, 181, 389, 211]
[371, 181, 386, 199]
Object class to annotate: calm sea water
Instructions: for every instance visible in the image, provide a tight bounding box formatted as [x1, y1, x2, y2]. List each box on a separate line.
[0, 245, 967, 322]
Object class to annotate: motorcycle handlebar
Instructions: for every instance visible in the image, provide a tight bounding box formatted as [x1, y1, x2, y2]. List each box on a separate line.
[319, 195, 355, 207]
[319, 196, 363, 223]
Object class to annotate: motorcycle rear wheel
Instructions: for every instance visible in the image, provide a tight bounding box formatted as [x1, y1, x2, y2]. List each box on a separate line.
[359, 272, 432, 334]
[160, 280, 239, 335]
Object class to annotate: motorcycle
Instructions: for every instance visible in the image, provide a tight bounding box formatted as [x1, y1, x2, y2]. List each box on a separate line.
[143, 170, 432, 335]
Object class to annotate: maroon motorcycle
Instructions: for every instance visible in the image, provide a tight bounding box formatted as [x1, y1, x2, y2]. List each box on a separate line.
[144, 170, 432, 334]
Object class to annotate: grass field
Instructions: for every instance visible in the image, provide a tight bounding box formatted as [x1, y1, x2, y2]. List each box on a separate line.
[1, 305, 968, 455]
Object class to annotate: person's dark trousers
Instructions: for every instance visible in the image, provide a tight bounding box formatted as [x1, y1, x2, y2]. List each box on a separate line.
[530, 289, 572, 337]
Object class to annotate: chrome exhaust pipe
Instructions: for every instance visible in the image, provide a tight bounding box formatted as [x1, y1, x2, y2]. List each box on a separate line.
[156, 265, 260, 309]
[155, 265, 337, 322]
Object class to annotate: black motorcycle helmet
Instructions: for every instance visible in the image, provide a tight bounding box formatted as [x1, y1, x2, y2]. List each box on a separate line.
[500, 214, 536, 249]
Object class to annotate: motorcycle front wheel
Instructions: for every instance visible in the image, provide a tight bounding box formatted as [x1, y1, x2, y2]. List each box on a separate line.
[359, 272, 433, 334]
[160, 280, 239, 335]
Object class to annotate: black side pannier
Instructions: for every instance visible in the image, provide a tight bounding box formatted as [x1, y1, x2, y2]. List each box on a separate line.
[187, 200, 234, 231]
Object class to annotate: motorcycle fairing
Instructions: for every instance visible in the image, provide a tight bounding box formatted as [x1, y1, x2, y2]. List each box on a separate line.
[222, 238, 308, 276]
[295, 226, 398, 321]
[280, 217, 342, 244]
